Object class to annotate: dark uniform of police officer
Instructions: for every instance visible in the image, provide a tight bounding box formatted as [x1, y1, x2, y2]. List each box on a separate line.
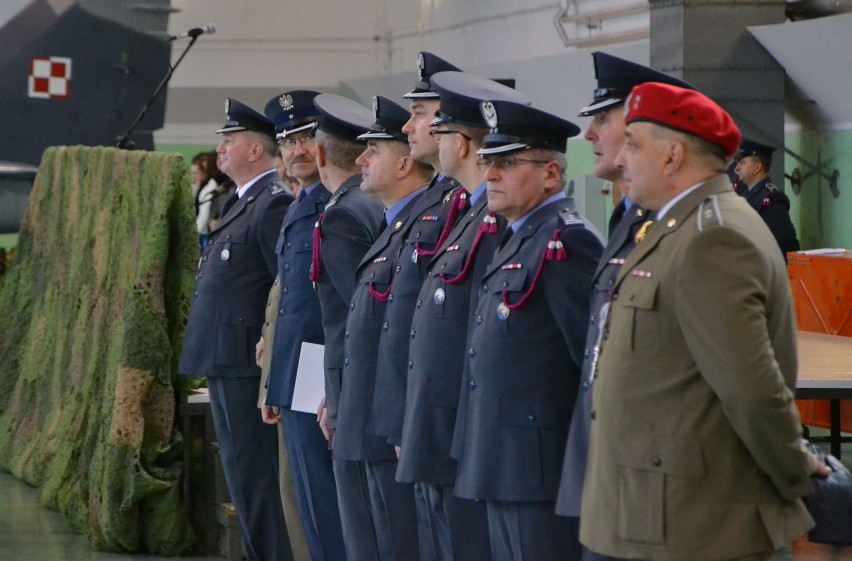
[179, 98, 295, 561]
[450, 99, 603, 561]
[262, 90, 347, 561]
[397, 71, 531, 561]
[734, 139, 800, 257]
[310, 93, 384, 561]
[336, 96, 435, 561]
[554, 52, 696, 561]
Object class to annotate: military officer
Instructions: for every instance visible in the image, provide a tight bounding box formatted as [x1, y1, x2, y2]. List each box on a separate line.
[580, 82, 827, 561]
[734, 138, 800, 257]
[555, 52, 695, 561]
[259, 90, 347, 561]
[178, 98, 295, 561]
[397, 70, 531, 561]
[310, 92, 384, 561]
[451, 99, 603, 561]
[335, 97, 436, 561]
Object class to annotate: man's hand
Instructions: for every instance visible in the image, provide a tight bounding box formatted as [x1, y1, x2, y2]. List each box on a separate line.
[261, 403, 280, 424]
[317, 396, 331, 442]
[255, 336, 265, 368]
[811, 452, 833, 478]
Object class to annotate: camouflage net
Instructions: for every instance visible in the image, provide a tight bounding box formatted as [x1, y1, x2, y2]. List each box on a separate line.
[0, 146, 199, 554]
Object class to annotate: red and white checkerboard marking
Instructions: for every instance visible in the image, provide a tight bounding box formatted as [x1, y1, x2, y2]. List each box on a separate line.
[28, 56, 72, 99]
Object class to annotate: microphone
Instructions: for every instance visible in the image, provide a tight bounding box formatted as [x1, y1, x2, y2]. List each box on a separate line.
[171, 24, 216, 40]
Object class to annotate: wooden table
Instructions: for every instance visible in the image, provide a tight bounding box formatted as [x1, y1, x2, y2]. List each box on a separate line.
[796, 331, 852, 457]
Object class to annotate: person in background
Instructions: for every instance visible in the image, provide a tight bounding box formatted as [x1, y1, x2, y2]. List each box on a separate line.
[193, 150, 234, 250]
[733, 138, 800, 258]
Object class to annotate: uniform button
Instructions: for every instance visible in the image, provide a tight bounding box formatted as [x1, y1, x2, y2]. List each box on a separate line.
[279, 309, 285, 315]
[416, 232, 422, 239]
[238, 318, 244, 323]
[416, 299, 422, 309]
[476, 315, 483, 325]
[265, 321, 270, 327]
[208, 238, 214, 244]
[383, 322, 389, 331]
[283, 287, 288, 294]
[590, 410, 596, 420]
[284, 264, 290, 271]
[589, 315, 596, 325]
[468, 348, 476, 357]
[584, 349, 590, 359]
[273, 278, 278, 285]
[582, 381, 590, 390]
[202, 256, 208, 262]
[226, 234, 232, 240]
[350, 303, 355, 311]
[267, 300, 271, 306]
[281, 228, 285, 233]
[344, 358, 350, 366]
[469, 380, 477, 390]
[389, 295, 394, 303]
[607, 279, 615, 287]
[287, 242, 292, 248]
[482, 285, 489, 294]
[441, 264, 446, 270]
[527, 415, 535, 422]
[345, 331, 350, 339]
[370, 273, 375, 279]
[410, 329, 416, 340]
[408, 360, 414, 370]
[194, 291, 199, 297]
[652, 457, 662, 467]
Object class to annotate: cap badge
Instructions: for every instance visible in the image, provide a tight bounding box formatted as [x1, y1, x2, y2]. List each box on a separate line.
[279, 94, 294, 111]
[224, 98, 231, 115]
[481, 101, 498, 130]
[372, 96, 380, 118]
[417, 52, 426, 79]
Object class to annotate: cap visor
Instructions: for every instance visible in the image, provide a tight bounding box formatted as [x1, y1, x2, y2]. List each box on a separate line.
[476, 143, 531, 156]
[403, 90, 440, 100]
[356, 131, 399, 141]
[217, 125, 247, 134]
[278, 121, 317, 138]
[577, 98, 623, 117]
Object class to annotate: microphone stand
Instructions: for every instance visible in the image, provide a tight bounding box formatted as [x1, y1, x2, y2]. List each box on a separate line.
[115, 33, 200, 150]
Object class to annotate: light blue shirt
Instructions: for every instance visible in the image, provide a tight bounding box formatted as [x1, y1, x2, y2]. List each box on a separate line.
[385, 184, 429, 226]
[470, 181, 488, 206]
[510, 192, 567, 233]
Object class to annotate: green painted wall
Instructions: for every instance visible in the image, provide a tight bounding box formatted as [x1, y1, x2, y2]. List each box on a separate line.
[156, 144, 218, 165]
[786, 129, 852, 250]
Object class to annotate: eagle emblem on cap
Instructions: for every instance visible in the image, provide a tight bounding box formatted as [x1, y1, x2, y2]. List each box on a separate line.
[372, 96, 379, 117]
[279, 94, 294, 111]
[224, 98, 231, 115]
[417, 53, 425, 80]
[481, 101, 498, 130]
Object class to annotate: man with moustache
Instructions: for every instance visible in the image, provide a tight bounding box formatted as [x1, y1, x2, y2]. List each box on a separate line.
[451, 99, 602, 561]
[179, 98, 295, 561]
[310, 93, 385, 561]
[257, 90, 346, 561]
[335, 96, 435, 561]
[580, 82, 827, 561]
[397, 71, 530, 561]
[554, 52, 694, 561]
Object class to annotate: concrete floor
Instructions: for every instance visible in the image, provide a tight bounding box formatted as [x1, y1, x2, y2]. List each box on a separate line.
[0, 433, 850, 560]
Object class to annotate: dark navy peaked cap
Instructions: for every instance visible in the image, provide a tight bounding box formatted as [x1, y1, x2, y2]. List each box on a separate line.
[578, 52, 695, 116]
[357, 96, 410, 142]
[477, 100, 581, 156]
[264, 90, 321, 138]
[313, 94, 373, 142]
[404, 51, 462, 100]
[429, 71, 532, 128]
[217, 98, 275, 138]
[738, 138, 776, 161]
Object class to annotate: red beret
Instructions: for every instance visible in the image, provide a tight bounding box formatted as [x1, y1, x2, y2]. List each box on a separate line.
[624, 82, 742, 160]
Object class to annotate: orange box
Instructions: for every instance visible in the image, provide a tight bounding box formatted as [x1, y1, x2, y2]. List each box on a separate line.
[787, 251, 852, 432]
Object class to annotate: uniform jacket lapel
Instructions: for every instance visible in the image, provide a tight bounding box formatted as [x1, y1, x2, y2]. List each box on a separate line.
[358, 191, 421, 270]
[214, 171, 277, 232]
[592, 205, 648, 282]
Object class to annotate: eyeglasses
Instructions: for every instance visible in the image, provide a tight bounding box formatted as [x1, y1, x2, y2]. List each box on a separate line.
[278, 135, 315, 149]
[475, 157, 551, 171]
[429, 129, 470, 143]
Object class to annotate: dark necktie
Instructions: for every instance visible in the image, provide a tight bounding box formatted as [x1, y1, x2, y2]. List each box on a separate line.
[298, 189, 307, 202]
[221, 191, 239, 217]
[499, 227, 514, 249]
[378, 214, 388, 235]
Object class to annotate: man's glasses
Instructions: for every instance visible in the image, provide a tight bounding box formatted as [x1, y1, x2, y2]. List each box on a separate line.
[429, 129, 470, 143]
[475, 156, 551, 171]
[278, 135, 315, 149]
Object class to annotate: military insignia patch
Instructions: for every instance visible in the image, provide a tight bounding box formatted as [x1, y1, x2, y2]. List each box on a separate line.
[559, 208, 584, 226]
[421, 215, 439, 221]
[270, 181, 286, 195]
[631, 269, 652, 278]
[373, 256, 387, 263]
[395, 221, 404, 230]
[481, 101, 498, 130]
[433, 287, 445, 304]
[608, 258, 626, 265]
[445, 245, 460, 252]
[417, 52, 426, 79]
[279, 94, 294, 111]
[501, 263, 522, 270]
[372, 96, 379, 117]
[496, 302, 510, 320]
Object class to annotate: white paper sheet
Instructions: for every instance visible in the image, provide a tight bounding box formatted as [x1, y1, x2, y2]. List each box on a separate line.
[291, 342, 326, 414]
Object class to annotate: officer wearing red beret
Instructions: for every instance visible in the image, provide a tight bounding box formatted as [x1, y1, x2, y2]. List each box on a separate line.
[579, 83, 828, 561]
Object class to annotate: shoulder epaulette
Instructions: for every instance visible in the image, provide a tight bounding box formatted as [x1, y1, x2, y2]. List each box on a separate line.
[559, 207, 585, 227]
[269, 180, 288, 196]
[764, 182, 779, 193]
[697, 195, 725, 231]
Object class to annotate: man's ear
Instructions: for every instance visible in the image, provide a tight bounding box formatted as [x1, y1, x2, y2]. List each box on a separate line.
[664, 140, 686, 175]
[315, 143, 327, 168]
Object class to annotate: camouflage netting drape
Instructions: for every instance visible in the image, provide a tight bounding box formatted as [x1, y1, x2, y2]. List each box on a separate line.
[0, 146, 199, 554]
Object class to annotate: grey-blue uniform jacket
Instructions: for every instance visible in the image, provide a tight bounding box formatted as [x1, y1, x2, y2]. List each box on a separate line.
[741, 177, 800, 257]
[334, 190, 426, 462]
[179, 171, 294, 378]
[372, 175, 460, 446]
[452, 198, 602, 502]
[265, 184, 330, 407]
[555, 204, 649, 517]
[397, 191, 506, 485]
[315, 175, 384, 430]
